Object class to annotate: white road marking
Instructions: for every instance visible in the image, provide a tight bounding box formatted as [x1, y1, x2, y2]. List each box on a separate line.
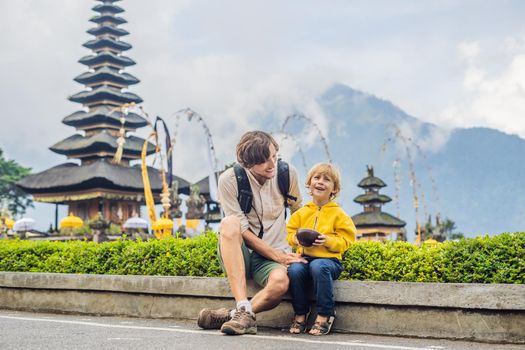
[0, 315, 435, 350]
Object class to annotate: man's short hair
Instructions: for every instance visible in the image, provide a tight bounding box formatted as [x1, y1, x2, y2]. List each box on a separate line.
[236, 131, 279, 168]
[305, 162, 342, 199]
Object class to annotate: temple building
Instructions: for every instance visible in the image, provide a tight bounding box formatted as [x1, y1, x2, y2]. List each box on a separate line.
[18, 0, 189, 225]
[352, 166, 406, 242]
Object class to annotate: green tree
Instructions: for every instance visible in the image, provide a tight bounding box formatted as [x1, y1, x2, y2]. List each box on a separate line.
[0, 149, 33, 216]
[441, 218, 464, 240]
[449, 232, 465, 240]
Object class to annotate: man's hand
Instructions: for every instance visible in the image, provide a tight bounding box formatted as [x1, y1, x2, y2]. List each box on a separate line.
[277, 252, 307, 266]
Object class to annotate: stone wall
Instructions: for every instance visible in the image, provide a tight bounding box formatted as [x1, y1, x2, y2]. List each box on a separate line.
[0, 272, 523, 343]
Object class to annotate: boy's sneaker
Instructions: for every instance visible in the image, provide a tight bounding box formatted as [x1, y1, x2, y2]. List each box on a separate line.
[220, 307, 257, 335]
[197, 308, 231, 329]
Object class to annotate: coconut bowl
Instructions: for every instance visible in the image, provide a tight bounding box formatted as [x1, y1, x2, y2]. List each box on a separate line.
[296, 228, 321, 247]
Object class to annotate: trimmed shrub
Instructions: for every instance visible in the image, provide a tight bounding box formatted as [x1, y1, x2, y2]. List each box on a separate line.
[341, 232, 524, 283]
[0, 232, 523, 283]
[0, 232, 222, 277]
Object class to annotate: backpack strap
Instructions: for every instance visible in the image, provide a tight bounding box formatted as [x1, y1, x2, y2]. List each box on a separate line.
[277, 160, 297, 208]
[233, 164, 252, 215]
[234, 163, 264, 238]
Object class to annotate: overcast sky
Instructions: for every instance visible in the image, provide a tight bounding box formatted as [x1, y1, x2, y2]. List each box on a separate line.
[1, 0, 525, 226]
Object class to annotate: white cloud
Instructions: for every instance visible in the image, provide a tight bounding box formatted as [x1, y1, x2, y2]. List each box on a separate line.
[458, 41, 480, 62]
[136, 55, 337, 181]
[439, 38, 525, 138]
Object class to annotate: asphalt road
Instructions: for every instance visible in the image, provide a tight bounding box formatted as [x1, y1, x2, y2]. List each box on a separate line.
[0, 310, 522, 350]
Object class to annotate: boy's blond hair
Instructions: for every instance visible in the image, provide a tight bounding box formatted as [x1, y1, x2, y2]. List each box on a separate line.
[305, 163, 342, 199]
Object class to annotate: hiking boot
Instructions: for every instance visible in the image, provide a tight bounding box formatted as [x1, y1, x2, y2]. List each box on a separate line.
[197, 308, 231, 329]
[220, 307, 257, 335]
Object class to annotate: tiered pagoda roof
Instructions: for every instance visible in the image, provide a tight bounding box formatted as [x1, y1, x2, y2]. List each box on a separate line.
[357, 173, 386, 189]
[352, 211, 405, 228]
[79, 52, 135, 68]
[63, 107, 147, 130]
[353, 193, 392, 205]
[17, 0, 172, 207]
[87, 25, 129, 37]
[61, 0, 150, 159]
[74, 67, 139, 86]
[83, 37, 132, 52]
[50, 132, 154, 159]
[69, 85, 142, 107]
[90, 14, 127, 26]
[352, 166, 405, 229]
[18, 160, 190, 202]
[193, 172, 222, 200]
[93, 3, 124, 14]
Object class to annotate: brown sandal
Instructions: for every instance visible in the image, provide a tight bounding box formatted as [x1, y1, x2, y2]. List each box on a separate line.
[288, 314, 308, 334]
[309, 315, 335, 336]
[289, 319, 307, 334]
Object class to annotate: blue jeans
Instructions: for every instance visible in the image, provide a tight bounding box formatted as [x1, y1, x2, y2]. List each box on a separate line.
[287, 257, 343, 317]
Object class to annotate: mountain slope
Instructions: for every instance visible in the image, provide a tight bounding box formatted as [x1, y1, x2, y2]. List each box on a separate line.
[284, 83, 524, 239]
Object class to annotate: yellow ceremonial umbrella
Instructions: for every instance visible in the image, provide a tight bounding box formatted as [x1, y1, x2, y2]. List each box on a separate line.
[60, 213, 84, 229]
[152, 217, 173, 239]
[4, 218, 14, 229]
[186, 219, 200, 230]
[423, 238, 439, 247]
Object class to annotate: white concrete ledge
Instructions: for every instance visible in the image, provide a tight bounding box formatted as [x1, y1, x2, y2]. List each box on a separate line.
[0, 272, 523, 344]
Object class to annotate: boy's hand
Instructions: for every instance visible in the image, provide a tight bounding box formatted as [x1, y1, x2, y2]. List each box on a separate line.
[312, 234, 327, 246]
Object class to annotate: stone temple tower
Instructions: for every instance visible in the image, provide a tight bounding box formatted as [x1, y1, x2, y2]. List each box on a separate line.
[352, 166, 406, 241]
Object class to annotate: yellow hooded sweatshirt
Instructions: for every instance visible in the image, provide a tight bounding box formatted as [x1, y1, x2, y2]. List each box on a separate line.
[286, 201, 356, 259]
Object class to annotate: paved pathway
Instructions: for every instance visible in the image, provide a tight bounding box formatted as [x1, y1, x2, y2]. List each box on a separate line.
[0, 310, 523, 350]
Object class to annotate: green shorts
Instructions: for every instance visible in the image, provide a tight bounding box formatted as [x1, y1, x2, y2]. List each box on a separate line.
[217, 240, 285, 287]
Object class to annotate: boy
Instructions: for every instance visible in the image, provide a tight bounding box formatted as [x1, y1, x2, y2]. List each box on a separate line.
[286, 163, 356, 335]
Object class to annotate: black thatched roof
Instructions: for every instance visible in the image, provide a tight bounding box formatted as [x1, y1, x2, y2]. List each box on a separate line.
[193, 172, 222, 199]
[353, 193, 392, 204]
[87, 25, 129, 37]
[79, 52, 135, 67]
[357, 175, 386, 188]
[17, 159, 191, 195]
[83, 38, 131, 52]
[69, 86, 142, 105]
[50, 131, 154, 158]
[90, 15, 126, 25]
[352, 211, 406, 228]
[92, 4, 124, 14]
[357, 166, 386, 188]
[74, 67, 139, 86]
[63, 107, 148, 129]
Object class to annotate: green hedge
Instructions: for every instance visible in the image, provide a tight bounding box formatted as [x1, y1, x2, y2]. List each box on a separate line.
[342, 232, 525, 283]
[0, 233, 222, 277]
[0, 232, 523, 283]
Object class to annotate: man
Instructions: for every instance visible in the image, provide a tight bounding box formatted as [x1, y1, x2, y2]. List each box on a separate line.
[197, 130, 305, 335]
